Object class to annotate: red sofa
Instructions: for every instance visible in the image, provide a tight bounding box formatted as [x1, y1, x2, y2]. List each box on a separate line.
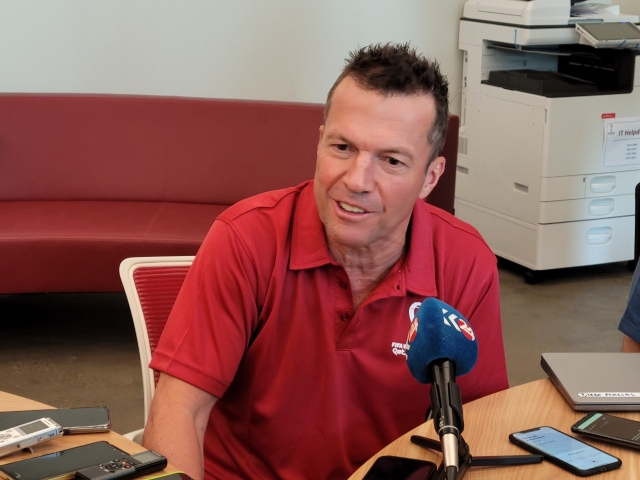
[0, 94, 458, 293]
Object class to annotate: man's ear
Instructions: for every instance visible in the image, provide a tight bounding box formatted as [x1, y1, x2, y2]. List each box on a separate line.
[318, 125, 324, 145]
[418, 156, 446, 200]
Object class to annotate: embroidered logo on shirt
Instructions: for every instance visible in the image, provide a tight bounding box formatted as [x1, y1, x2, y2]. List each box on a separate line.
[391, 342, 406, 356]
[391, 301, 424, 356]
[409, 301, 421, 321]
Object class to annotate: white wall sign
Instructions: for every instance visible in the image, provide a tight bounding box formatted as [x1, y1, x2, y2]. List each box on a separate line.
[603, 116, 640, 167]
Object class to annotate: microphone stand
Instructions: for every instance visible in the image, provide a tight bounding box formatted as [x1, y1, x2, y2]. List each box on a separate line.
[410, 434, 542, 480]
[421, 380, 542, 480]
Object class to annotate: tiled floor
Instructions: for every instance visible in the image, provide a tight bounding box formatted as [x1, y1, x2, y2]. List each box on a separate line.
[0, 260, 634, 435]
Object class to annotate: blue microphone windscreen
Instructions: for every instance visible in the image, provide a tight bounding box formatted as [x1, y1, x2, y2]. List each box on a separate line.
[405, 298, 479, 383]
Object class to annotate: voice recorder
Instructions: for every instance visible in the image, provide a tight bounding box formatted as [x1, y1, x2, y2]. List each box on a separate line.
[75, 450, 167, 480]
[0, 417, 62, 458]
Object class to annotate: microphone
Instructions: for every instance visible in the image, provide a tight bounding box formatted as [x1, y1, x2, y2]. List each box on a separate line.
[404, 298, 479, 480]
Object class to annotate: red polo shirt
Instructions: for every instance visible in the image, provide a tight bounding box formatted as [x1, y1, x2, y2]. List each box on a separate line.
[151, 181, 508, 479]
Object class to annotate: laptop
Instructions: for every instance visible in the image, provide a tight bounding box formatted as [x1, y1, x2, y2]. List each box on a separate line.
[541, 352, 640, 411]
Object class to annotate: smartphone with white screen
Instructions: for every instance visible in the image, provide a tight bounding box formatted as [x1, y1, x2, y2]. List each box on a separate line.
[509, 426, 621, 476]
[572, 412, 640, 450]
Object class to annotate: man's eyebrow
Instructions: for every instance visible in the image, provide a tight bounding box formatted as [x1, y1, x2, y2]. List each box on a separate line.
[325, 132, 414, 159]
[379, 146, 413, 160]
[325, 133, 351, 144]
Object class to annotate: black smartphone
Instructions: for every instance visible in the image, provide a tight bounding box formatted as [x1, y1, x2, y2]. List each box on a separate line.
[145, 474, 193, 480]
[509, 426, 621, 477]
[75, 450, 167, 480]
[572, 412, 640, 450]
[146, 475, 193, 480]
[0, 441, 128, 480]
[362, 455, 436, 480]
[0, 407, 110, 435]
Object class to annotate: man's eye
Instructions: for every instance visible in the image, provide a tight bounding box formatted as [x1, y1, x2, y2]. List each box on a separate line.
[335, 144, 349, 151]
[387, 157, 403, 166]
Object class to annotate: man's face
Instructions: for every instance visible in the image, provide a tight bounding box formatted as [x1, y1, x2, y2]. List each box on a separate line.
[314, 76, 444, 253]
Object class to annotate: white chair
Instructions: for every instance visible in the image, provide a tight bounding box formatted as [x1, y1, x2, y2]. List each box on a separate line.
[119, 256, 194, 444]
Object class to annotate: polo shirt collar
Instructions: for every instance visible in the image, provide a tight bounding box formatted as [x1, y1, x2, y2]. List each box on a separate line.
[290, 181, 438, 297]
[403, 201, 438, 298]
[290, 182, 335, 269]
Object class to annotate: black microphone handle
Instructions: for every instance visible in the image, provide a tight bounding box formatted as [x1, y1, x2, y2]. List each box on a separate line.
[429, 360, 464, 436]
[429, 360, 465, 478]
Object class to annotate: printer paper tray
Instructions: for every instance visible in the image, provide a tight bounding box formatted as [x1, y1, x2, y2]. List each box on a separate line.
[483, 69, 622, 97]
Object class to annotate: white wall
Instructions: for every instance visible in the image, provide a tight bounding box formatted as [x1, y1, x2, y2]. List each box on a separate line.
[1, 1, 638, 117]
[0, 1, 467, 113]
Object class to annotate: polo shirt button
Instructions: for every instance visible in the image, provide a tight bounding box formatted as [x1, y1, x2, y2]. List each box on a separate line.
[340, 312, 350, 321]
[339, 281, 348, 290]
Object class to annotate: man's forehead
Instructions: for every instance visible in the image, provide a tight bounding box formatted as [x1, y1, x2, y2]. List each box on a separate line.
[325, 80, 435, 148]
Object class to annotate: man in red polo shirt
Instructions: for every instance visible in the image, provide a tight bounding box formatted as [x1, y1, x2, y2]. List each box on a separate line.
[144, 43, 508, 479]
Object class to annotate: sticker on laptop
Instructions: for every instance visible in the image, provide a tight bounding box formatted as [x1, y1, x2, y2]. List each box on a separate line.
[578, 392, 640, 398]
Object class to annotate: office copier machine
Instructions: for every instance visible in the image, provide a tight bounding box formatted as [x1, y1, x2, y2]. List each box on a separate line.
[456, 0, 640, 280]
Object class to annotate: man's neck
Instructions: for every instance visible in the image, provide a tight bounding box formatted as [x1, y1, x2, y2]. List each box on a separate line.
[329, 239, 406, 310]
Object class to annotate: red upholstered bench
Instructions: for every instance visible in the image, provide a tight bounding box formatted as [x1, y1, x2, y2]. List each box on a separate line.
[0, 94, 458, 294]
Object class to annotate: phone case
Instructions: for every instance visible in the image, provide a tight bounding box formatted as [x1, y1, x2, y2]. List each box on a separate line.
[145, 474, 193, 480]
[572, 413, 640, 451]
[0, 441, 128, 480]
[362, 455, 437, 480]
[0, 407, 110, 435]
[509, 426, 621, 477]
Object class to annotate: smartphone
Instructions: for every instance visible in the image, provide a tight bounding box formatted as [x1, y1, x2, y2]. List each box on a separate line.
[146, 475, 193, 480]
[0, 407, 110, 435]
[509, 426, 621, 477]
[146, 474, 193, 480]
[75, 450, 167, 480]
[0, 441, 129, 480]
[362, 455, 436, 480]
[572, 412, 640, 451]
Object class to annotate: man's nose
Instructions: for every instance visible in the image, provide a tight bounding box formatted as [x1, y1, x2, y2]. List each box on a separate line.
[342, 153, 375, 193]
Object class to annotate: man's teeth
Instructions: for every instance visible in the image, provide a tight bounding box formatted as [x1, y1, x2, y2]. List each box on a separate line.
[339, 202, 365, 213]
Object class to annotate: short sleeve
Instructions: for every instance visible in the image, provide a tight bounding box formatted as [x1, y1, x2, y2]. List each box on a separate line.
[150, 219, 263, 398]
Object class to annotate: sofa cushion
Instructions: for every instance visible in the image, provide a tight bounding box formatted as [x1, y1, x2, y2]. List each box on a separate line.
[0, 201, 226, 293]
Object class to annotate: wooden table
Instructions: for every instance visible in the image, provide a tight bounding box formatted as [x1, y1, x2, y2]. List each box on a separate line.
[0, 392, 180, 479]
[350, 379, 640, 479]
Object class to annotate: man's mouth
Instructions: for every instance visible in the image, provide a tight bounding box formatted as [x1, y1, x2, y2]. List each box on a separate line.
[338, 201, 366, 214]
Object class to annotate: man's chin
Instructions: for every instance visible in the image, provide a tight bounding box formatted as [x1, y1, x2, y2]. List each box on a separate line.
[326, 231, 375, 252]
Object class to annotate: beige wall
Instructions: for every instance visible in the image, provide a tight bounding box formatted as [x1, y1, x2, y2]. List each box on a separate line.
[618, 0, 640, 16]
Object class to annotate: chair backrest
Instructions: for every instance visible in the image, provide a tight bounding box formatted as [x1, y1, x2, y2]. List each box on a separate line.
[120, 256, 194, 425]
